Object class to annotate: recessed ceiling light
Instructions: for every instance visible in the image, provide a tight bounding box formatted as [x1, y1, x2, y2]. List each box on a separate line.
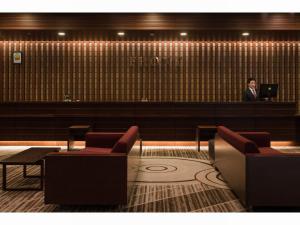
[58, 32, 66, 36]
[117, 32, 125, 36]
[242, 32, 250, 36]
[180, 32, 188, 36]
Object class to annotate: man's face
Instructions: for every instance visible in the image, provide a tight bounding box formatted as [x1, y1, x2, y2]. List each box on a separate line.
[248, 80, 256, 89]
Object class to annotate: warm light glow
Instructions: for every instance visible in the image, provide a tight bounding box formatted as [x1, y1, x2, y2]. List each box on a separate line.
[242, 32, 250, 36]
[0, 141, 295, 147]
[58, 32, 66, 36]
[180, 32, 188, 36]
[117, 32, 125, 36]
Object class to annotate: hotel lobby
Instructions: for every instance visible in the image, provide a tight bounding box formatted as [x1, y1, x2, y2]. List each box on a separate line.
[0, 12, 300, 213]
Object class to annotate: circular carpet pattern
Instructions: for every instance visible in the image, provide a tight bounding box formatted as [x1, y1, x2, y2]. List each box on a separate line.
[195, 169, 229, 189]
[139, 164, 177, 173]
[136, 157, 229, 189]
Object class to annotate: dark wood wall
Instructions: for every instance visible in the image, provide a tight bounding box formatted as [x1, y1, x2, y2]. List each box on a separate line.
[0, 13, 299, 103]
[0, 39, 299, 102]
[0, 14, 299, 141]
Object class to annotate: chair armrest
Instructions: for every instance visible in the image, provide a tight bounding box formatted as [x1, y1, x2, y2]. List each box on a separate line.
[85, 132, 124, 148]
[237, 132, 270, 147]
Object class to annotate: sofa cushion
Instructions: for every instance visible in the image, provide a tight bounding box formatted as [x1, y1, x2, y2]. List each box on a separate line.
[53, 148, 113, 155]
[83, 147, 113, 154]
[218, 126, 259, 154]
[257, 147, 282, 155]
[112, 126, 139, 153]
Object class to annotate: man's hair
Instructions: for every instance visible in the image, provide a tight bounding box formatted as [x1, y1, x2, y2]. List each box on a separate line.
[247, 78, 256, 84]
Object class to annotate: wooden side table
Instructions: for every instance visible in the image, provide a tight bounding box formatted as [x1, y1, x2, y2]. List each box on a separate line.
[68, 125, 92, 151]
[196, 125, 217, 152]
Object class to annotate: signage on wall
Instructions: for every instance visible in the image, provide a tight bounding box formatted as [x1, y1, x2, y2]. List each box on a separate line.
[13, 52, 22, 64]
[129, 56, 183, 67]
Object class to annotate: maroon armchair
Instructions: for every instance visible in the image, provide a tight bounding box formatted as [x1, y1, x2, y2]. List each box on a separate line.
[44, 126, 141, 205]
[215, 126, 300, 209]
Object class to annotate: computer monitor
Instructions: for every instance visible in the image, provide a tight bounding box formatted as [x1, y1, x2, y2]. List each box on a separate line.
[259, 84, 278, 101]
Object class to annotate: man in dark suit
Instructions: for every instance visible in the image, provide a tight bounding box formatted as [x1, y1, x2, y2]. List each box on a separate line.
[243, 78, 259, 101]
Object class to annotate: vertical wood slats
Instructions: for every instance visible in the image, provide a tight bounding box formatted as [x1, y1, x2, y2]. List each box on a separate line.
[0, 40, 299, 104]
[0, 41, 3, 101]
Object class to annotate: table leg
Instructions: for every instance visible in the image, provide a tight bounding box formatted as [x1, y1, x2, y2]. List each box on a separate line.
[140, 138, 143, 156]
[196, 128, 200, 152]
[2, 164, 7, 191]
[68, 139, 74, 151]
[40, 162, 44, 190]
[3, 163, 45, 191]
[23, 165, 27, 177]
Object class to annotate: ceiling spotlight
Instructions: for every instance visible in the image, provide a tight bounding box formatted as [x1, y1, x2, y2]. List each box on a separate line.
[117, 32, 125, 36]
[58, 32, 66, 36]
[180, 32, 188, 36]
[242, 32, 250, 36]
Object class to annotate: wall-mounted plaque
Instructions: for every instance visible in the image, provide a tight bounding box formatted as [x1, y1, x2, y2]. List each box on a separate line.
[13, 52, 22, 64]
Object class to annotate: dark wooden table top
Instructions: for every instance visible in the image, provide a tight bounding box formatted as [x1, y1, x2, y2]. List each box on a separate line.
[0, 147, 60, 164]
[197, 125, 217, 130]
[69, 125, 91, 130]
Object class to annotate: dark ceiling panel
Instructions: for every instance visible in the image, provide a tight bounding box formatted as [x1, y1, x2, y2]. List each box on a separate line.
[0, 13, 300, 31]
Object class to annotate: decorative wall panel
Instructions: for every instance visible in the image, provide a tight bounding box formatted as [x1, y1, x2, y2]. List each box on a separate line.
[0, 40, 298, 103]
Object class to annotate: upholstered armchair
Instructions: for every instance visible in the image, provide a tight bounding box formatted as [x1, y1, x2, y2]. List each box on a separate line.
[44, 126, 141, 205]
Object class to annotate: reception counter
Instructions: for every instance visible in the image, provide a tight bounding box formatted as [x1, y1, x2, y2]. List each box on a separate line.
[0, 102, 297, 141]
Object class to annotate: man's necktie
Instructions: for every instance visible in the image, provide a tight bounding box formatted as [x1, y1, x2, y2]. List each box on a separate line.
[252, 89, 257, 98]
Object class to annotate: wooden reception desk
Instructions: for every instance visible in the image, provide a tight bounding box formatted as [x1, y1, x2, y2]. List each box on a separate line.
[0, 102, 297, 141]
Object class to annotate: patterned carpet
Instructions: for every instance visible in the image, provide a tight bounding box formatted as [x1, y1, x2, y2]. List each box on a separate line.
[0, 146, 247, 212]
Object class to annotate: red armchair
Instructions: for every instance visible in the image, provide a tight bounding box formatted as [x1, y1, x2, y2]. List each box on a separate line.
[215, 126, 300, 208]
[44, 126, 141, 205]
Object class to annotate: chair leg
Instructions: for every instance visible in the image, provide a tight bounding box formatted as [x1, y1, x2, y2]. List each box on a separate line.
[23, 165, 27, 177]
[140, 138, 143, 156]
[2, 164, 7, 191]
[40, 162, 44, 190]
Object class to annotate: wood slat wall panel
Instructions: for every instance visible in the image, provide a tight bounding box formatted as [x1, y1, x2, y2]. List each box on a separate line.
[0, 40, 299, 104]
[0, 41, 3, 101]
[298, 43, 300, 110]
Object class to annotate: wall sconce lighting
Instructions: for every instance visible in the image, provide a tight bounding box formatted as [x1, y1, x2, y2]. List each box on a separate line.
[58, 32, 66, 36]
[242, 32, 250, 36]
[117, 32, 125, 36]
[180, 32, 188, 36]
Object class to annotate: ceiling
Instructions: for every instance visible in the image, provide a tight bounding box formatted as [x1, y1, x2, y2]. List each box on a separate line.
[0, 13, 299, 41]
[0, 13, 299, 31]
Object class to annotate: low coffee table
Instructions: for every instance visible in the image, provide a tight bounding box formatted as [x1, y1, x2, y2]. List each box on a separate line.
[0, 147, 60, 191]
